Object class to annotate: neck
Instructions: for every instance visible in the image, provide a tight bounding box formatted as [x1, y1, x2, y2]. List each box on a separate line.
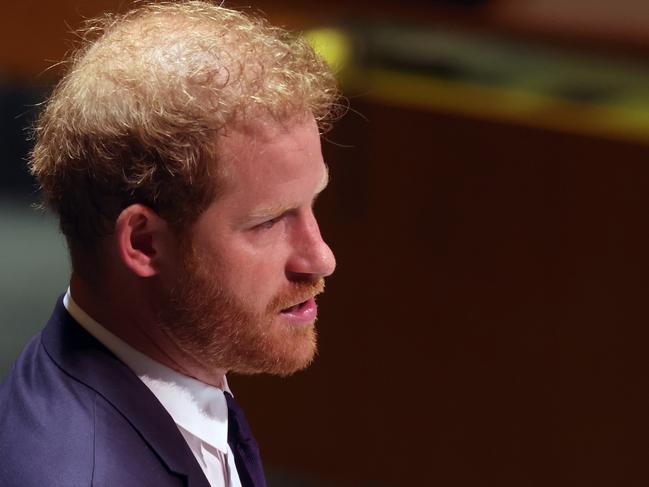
[69, 272, 227, 388]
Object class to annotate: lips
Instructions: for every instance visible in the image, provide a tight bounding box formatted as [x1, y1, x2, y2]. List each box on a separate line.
[282, 301, 306, 313]
[279, 297, 318, 324]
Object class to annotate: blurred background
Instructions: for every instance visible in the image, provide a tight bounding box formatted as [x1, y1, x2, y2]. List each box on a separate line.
[3, 1, 649, 485]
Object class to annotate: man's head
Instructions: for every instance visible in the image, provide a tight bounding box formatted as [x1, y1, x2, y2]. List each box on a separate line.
[30, 1, 340, 377]
[161, 115, 335, 376]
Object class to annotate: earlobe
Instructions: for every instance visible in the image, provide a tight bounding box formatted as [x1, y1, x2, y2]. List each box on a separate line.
[115, 204, 167, 277]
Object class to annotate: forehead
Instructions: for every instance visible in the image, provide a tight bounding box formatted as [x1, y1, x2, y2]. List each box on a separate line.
[216, 116, 325, 193]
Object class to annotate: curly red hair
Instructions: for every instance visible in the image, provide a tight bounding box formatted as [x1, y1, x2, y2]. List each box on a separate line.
[29, 1, 340, 253]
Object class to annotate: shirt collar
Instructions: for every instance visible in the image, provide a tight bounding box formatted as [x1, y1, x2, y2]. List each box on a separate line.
[63, 288, 231, 454]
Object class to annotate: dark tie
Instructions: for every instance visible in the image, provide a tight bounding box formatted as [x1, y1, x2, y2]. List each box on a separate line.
[225, 392, 267, 487]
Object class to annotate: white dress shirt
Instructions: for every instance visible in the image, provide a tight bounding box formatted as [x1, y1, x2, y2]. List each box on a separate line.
[63, 289, 242, 487]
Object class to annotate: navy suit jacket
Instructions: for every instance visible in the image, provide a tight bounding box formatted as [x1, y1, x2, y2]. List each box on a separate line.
[0, 298, 212, 487]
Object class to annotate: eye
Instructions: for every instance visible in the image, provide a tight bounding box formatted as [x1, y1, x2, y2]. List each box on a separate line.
[257, 215, 281, 230]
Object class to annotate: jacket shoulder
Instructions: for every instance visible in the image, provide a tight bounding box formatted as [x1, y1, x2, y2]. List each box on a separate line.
[0, 329, 186, 487]
[0, 333, 95, 486]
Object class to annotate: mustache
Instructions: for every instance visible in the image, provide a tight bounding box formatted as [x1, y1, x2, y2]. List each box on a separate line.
[269, 278, 325, 312]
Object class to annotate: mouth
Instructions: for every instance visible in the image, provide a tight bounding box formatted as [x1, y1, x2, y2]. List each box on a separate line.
[279, 297, 318, 324]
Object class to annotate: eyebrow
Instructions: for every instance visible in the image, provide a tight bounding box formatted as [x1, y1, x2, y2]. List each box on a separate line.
[248, 164, 330, 221]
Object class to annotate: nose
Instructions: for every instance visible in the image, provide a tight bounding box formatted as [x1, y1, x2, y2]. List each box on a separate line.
[287, 211, 336, 280]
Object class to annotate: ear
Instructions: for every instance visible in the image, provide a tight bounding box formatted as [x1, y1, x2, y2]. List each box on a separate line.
[114, 204, 171, 278]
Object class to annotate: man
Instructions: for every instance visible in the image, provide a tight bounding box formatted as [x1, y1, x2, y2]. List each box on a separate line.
[0, 2, 339, 486]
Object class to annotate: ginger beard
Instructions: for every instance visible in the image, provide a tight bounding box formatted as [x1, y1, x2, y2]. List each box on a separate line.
[159, 243, 324, 376]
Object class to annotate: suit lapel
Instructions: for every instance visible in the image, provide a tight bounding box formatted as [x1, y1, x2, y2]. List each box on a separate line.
[41, 298, 210, 487]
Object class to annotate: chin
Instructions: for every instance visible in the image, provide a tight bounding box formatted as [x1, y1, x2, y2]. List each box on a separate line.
[231, 323, 318, 377]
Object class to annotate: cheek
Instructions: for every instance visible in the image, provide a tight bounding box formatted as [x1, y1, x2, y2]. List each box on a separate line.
[220, 246, 289, 303]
